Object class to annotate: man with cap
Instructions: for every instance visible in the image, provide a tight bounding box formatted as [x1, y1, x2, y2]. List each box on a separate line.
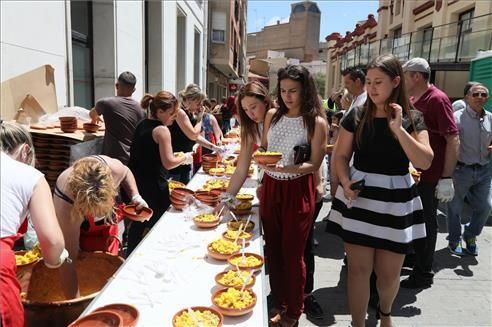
[447, 82, 492, 256]
[401, 57, 460, 289]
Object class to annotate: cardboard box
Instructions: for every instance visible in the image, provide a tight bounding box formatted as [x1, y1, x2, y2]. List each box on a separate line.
[1, 65, 58, 122]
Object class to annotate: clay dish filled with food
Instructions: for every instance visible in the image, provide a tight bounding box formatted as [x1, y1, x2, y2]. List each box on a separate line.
[193, 213, 220, 229]
[215, 269, 256, 289]
[172, 306, 223, 327]
[207, 239, 242, 261]
[253, 151, 282, 165]
[211, 288, 257, 317]
[171, 188, 195, 202]
[227, 253, 264, 272]
[168, 180, 186, 192]
[222, 230, 253, 243]
[227, 220, 255, 233]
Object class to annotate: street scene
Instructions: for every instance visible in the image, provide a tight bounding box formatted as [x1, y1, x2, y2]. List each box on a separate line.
[1, 1, 491, 326]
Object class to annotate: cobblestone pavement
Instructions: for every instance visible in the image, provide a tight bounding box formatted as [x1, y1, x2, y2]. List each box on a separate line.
[288, 198, 491, 327]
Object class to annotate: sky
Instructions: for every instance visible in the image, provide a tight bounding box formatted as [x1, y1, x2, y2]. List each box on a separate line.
[247, 0, 380, 41]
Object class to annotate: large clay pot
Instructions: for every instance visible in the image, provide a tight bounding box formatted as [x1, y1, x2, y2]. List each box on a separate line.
[21, 251, 124, 327]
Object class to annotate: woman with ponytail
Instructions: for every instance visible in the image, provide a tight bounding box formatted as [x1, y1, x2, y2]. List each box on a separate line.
[127, 91, 193, 254]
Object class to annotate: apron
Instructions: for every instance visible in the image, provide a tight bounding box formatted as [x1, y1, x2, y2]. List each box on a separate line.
[0, 219, 28, 327]
[79, 204, 124, 255]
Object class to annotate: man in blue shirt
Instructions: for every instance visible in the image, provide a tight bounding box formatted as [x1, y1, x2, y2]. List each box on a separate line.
[447, 82, 492, 256]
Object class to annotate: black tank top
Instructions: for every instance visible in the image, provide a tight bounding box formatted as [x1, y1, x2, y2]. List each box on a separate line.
[169, 108, 196, 153]
[128, 119, 168, 183]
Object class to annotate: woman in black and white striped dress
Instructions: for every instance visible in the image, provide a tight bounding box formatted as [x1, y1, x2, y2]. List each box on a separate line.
[326, 54, 433, 327]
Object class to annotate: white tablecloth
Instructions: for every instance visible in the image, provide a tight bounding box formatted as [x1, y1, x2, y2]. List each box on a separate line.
[82, 169, 267, 326]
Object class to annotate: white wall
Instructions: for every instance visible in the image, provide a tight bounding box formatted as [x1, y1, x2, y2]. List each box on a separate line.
[0, 1, 68, 106]
[115, 0, 145, 100]
[162, 0, 205, 95]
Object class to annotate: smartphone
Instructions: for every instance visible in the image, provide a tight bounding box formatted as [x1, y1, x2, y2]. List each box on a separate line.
[350, 179, 365, 191]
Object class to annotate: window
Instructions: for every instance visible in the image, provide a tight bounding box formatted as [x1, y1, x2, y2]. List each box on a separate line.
[71, 1, 94, 109]
[212, 29, 225, 43]
[458, 9, 475, 59]
[293, 4, 305, 14]
[308, 4, 320, 14]
[421, 27, 433, 60]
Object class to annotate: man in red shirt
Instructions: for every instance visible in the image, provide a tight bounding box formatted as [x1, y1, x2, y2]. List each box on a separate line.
[401, 58, 459, 289]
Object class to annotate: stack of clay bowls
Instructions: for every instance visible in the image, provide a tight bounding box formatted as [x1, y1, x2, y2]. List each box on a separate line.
[201, 153, 222, 173]
[59, 117, 77, 133]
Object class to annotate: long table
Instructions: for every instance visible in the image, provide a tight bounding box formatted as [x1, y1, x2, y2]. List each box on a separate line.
[82, 169, 268, 326]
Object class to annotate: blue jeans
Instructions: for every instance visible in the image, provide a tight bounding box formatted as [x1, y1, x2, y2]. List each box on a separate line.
[447, 164, 492, 243]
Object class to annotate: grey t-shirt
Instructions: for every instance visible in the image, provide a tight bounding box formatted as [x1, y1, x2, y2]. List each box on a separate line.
[95, 96, 146, 164]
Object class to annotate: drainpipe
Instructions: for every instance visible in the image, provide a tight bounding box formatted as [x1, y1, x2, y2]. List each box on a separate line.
[65, 0, 74, 106]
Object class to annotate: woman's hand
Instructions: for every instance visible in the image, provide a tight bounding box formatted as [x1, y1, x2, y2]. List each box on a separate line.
[388, 103, 403, 134]
[342, 180, 361, 207]
[181, 152, 194, 166]
[131, 194, 149, 210]
[258, 163, 285, 172]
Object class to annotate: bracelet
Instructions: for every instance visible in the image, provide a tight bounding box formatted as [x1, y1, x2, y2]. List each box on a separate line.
[44, 248, 72, 269]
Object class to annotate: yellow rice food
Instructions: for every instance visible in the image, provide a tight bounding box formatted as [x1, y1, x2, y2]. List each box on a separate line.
[209, 167, 225, 174]
[254, 151, 282, 156]
[214, 288, 255, 309]
[229, 255, 262, 268]
[203, 179, 229, 191]
[236, 193, 253, 200]
[235, 201, 252, 210]
[174, 309, 221, 327]
[224, 230, 251, 240]
[218, 270, 254, 287]
[15, 244, 41, 265]
[210, 239, 241, 254]
[169, 180, 186, 192]
[224, 166, 235, 175]
[194, 213, 218, 222]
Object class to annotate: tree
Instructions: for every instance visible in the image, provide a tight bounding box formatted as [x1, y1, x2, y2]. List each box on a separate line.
[313, 72, 326, 97]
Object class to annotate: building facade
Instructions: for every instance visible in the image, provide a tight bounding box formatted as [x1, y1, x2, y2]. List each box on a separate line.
[324, 0, 492, 99]
[247, 0, 321, 62]
[206, 0, 247, 100]
[1, 0, 207, 111]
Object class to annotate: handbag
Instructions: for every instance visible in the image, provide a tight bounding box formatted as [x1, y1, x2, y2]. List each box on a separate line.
[293, 143, 311, 164]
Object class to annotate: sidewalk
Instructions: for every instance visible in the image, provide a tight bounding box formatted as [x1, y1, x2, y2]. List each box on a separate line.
[295, 199, 492, 327]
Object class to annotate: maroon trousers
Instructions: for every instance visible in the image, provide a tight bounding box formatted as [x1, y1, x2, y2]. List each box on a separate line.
[260, 173, 315, 319]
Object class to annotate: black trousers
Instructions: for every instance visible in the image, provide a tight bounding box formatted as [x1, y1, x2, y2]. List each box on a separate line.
[411, 182, 439, 279]
[304, 200, 323, 294]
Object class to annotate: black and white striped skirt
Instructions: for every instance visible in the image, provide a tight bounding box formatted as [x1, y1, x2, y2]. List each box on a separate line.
[326, 167, 426, 254]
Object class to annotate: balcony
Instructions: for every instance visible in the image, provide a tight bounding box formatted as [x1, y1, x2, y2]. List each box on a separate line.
[340, 13, 492, 71]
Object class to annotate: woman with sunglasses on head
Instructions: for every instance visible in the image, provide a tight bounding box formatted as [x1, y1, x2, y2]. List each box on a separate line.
[259, 65, 328, 327]
[1, 122, 66, 327]
[127, 91, 194, 254]
[168, 84, 222, 183]
[325, 54, 434, 327]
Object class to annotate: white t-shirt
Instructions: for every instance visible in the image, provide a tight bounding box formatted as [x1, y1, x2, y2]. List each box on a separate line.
[349, 90, 367, 110]
[0, 152, 43, 238]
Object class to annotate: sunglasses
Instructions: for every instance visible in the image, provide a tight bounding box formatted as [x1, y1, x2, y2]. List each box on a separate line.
[471, 92, 488, 98]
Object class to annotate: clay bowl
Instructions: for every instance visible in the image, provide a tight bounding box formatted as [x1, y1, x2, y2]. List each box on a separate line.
[227, 253, 264, 272]
[235, 194, 254, 203]
[211, 288, 257, 317]
[193, 214, 220, 229]
[214, 270, 256, 289]
[222, 230, 253, 243]
[202, 153, 221, 162]
[83, 123, 100, 133]
[172, 306, 223, 327]
[195, 193, 219, 206]
[93, 304, 139, 327]
[325, 144, 335, 154]
[253, 153, 282, 165]
[207, 242, 240, 261]
[171, 188, 195, 202]
[59, 116, 77, 123]
[227, 220, 255, 233]
[122, 205, 153, 222]
[208, 169, 225, 177]
[209, 188, 227, 197]
[60, 127, 78, 133]
[230, 208, 252, 216]
[68, 310, 122, 327]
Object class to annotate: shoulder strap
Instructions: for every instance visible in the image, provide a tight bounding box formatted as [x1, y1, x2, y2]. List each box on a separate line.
[54, 185, 74, 204]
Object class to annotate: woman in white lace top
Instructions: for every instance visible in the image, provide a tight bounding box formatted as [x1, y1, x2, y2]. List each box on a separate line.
[259, 65, 328, 326]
